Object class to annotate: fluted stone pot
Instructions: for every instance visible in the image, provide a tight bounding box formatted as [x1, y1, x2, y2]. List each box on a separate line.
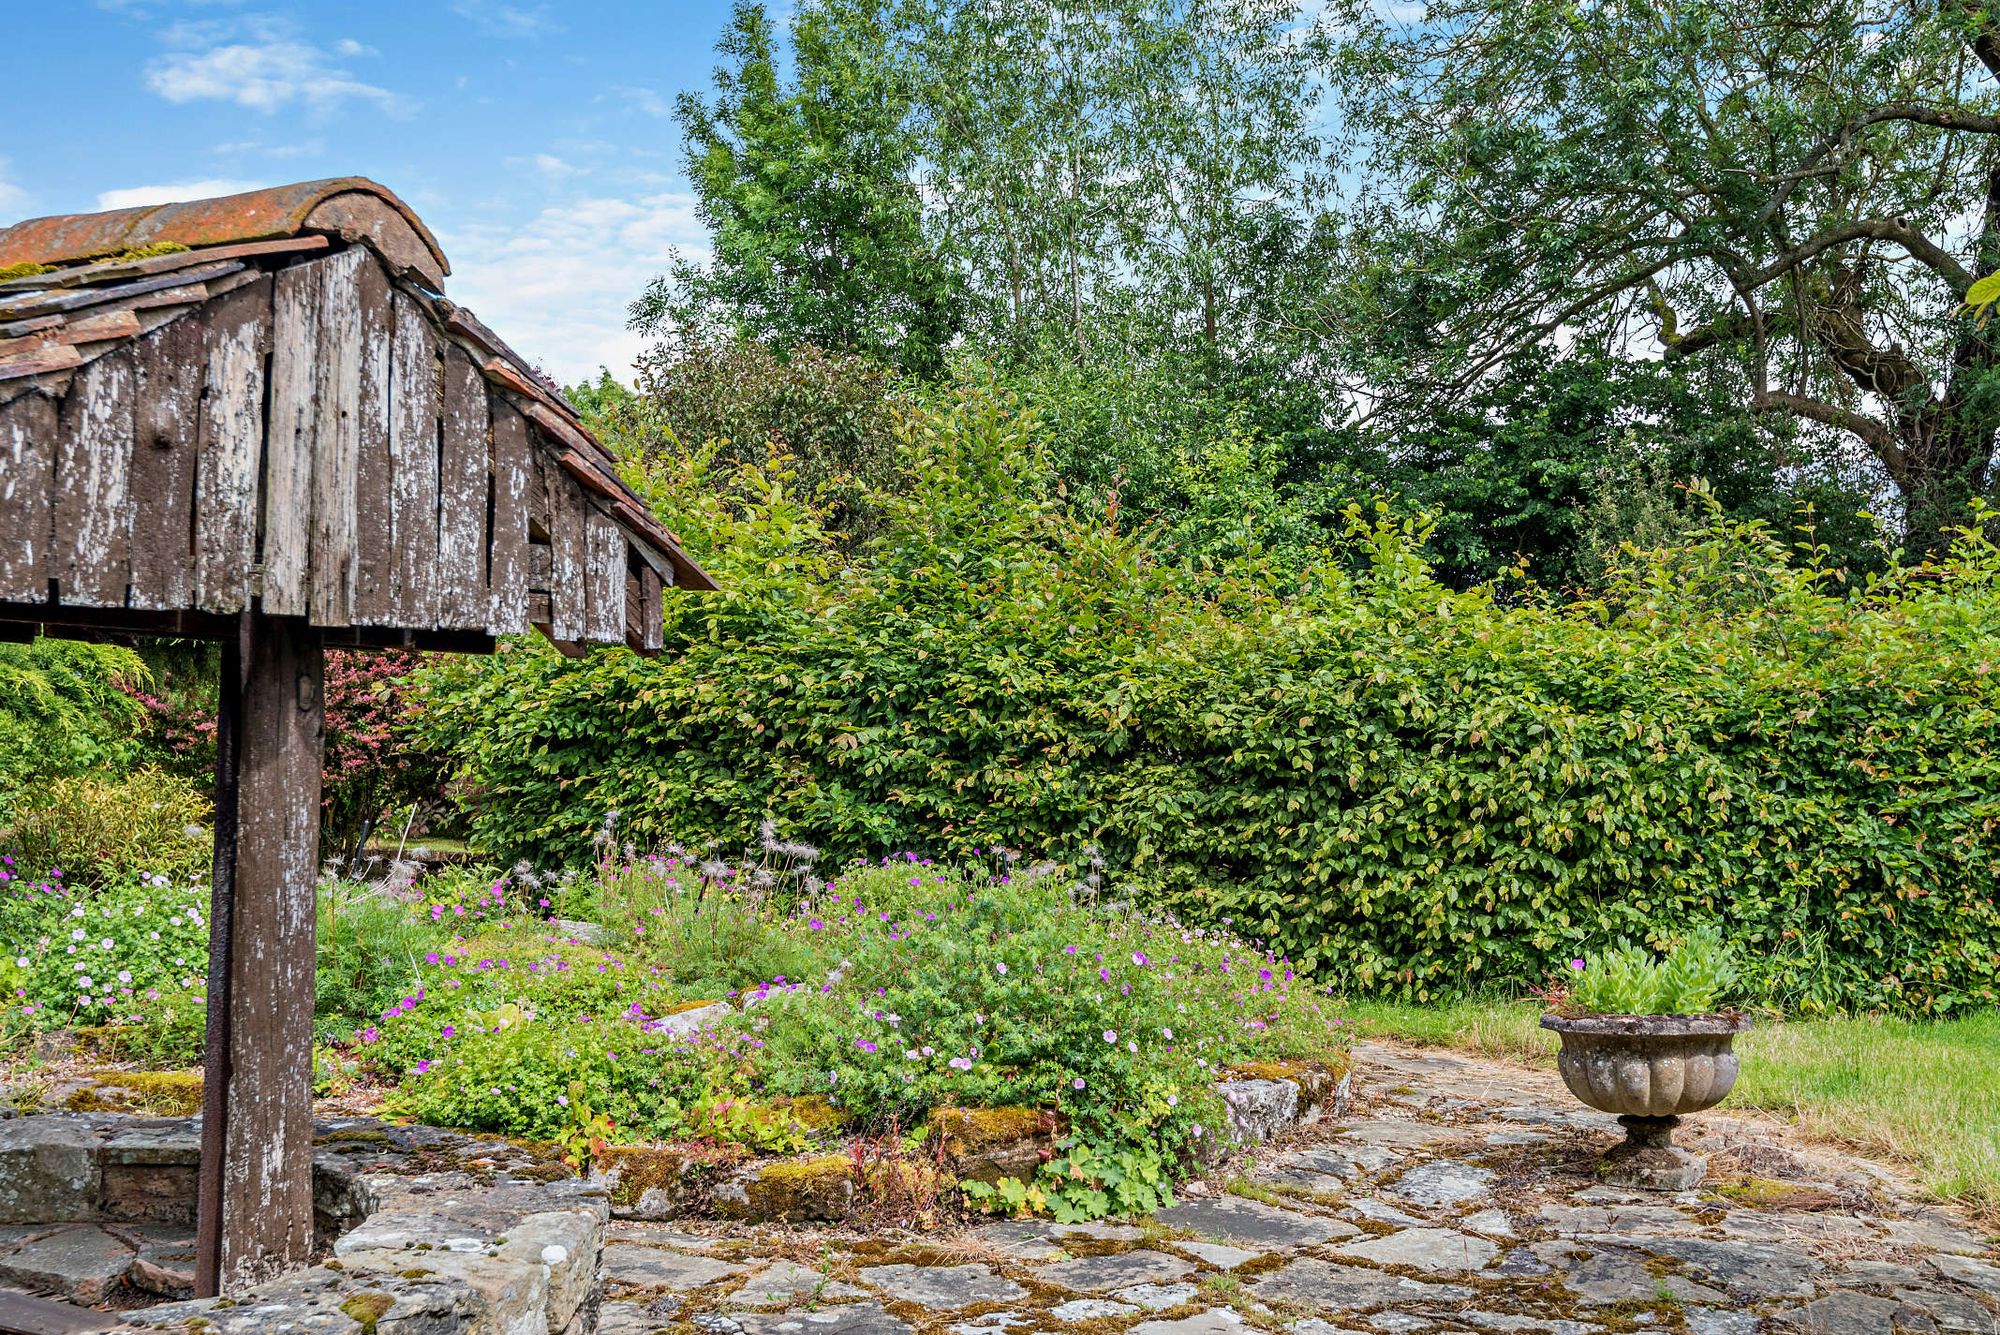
[1539, 1012, 1750, 1190]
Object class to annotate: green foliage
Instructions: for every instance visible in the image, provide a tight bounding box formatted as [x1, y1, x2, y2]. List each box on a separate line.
[2, 768, 211, 888]
[1568, 928, 1738, 1016]
[348, 852, 1344, 1218]
[627, 337, 906, 545]
[0, 864, 210, 1057]
[314, 878, 449, 1043]
[643, 0, 961, 375]
[416, 392, 2000, 1016]
[0, 639, 151, 807]
[1328, 0, 2000, 548]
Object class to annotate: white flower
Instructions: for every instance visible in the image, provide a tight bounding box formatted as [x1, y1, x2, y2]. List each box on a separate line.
[69, 929, 85, 942]
[116, 970, 131, 984]
[12, 957, 25, 968]
[100, 939, 113, 950]
[1103, 1030, 1117, 1044]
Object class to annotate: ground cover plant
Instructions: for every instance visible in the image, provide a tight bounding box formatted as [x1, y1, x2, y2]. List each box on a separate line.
[369, 854, 1349, 1219]
[2, 845, 1348, 1220]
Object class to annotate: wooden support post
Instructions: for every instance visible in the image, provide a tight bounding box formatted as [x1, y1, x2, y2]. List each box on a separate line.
[195, 613, 324, 1297]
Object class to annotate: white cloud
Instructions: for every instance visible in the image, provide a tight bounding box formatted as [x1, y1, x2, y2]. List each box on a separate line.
[532, 154, 583, 179]
[0, 158, 29, 221]
[608, 85, 671, 119]
[96, 179, 269, 211]
[451, 1, 558, 38]
[147, 18, 409, 115]
[440, 192, 708, 386]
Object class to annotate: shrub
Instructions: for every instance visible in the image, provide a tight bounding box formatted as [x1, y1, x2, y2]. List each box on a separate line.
[1, 769, 211, 887]
[0, 639, 151, 804]
[411, 388, 2000, 1016]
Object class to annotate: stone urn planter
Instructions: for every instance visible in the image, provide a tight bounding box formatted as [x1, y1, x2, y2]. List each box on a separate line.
[1539, 1012, 1750, 1190]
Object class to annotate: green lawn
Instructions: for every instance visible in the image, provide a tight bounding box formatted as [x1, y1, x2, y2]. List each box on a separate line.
[1341, 998, 2000, 1225]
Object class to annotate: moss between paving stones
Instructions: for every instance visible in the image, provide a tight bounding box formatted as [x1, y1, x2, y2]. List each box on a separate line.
[64, 1070, 204, 1116]
[338, 1291, 395, 1333]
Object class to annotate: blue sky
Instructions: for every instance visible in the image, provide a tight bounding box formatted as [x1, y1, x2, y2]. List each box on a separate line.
[1, 1, 743, 384]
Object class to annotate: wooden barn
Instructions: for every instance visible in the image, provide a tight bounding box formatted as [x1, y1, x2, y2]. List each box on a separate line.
[0, 178, 715, 1295]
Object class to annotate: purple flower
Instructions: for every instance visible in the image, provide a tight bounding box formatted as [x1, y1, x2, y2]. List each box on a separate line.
[1072, 1077, 1086, 1090]
[1102, 1029, 1117, 1044]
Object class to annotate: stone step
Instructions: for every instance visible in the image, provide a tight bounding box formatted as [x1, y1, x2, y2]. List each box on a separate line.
[0, 1286, 122, 1335]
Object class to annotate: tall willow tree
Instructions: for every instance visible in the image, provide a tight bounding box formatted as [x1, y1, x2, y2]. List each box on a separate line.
[901, 0, 1330, 359]
[1331, 0, 2000, 549]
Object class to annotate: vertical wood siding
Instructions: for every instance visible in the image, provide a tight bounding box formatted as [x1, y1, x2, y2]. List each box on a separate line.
[5, 245, 669, 647]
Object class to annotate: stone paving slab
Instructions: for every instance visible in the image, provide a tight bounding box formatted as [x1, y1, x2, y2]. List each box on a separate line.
[1155, 1194, 1358, 1247]
[857, 1262, 1024, 1310]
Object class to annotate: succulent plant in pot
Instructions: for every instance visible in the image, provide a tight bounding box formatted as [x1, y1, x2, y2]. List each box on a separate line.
[1540, 928, 1747, 1191]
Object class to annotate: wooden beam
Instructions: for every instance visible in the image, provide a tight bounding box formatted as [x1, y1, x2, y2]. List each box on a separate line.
[195, 613, 323, 1295]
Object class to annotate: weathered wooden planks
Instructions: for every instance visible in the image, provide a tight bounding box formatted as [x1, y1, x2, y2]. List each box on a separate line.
[487, 398, 532, 636]
[7, 241, 683, 648]
[126, 313, 205, 610]
[437, 342, 489, 626]
[0, 392, 56, 602]
[541, 444, 588, 644]
[53, 344, 135, 607]
[261, 255, 323, 615]
[583, 507, 626, 644]
[306, 247, 365, 627]
[388, 289, 441, 625]
[0, 391, 55, 599]
[193, 277, 271, 614]
[350, 257, 395, 623]
[208, 616, 323, 1292]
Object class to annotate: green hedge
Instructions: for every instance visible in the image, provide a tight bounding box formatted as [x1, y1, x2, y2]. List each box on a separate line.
[412, 394, 2000, 1015]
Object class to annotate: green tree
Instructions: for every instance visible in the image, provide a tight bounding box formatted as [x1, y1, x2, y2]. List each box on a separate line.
[1329, 0, 2000, 552]
[637, 0, 962, 375]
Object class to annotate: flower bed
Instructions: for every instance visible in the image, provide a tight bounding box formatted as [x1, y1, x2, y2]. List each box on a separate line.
[373, 854, 1350, 1219]
[5, 851, 1350, 1221]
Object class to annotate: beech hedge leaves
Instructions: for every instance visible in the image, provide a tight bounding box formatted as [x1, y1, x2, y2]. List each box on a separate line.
[412, 391, 2000, 1016]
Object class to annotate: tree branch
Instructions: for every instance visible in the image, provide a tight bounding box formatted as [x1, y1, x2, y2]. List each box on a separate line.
[1745, 218, 1973, 295]
[1750, 389, 1907, 478]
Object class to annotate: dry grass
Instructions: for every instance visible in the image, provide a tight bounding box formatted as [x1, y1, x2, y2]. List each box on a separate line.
[1342, 997, 2000, 1224]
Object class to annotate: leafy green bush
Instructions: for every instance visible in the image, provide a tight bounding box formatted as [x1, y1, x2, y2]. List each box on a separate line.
[1567, 928, 1738, 1016]
[412, 388, 2000, 1016]
[1, 769, 211, 888]
[0, 640, 152, 806]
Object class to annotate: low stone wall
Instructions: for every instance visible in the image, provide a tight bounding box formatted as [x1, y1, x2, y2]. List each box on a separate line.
[596, 1061, 1353, 1225]
[0, 1113, 608, 1334]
